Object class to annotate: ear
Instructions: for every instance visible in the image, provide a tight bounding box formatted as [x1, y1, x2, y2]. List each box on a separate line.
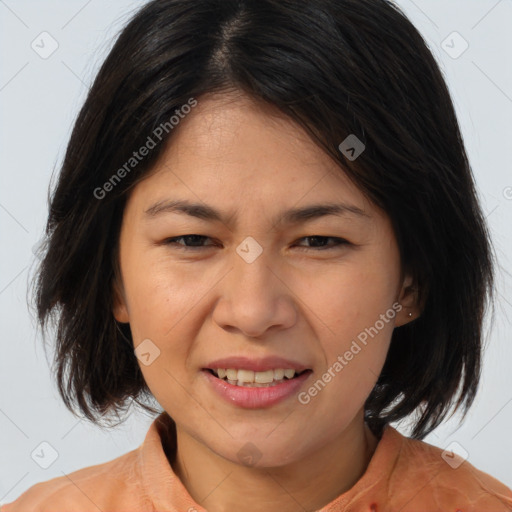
[112, 277, 130, 323]
[394, 273, 421, 327]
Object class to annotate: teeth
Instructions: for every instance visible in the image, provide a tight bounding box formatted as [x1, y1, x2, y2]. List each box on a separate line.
[214, 368, 298, 383]
[226, 369, 238, 380]
[237, 369, 254, 383]
[254, 370, 274, 383]
[273, 368, 285, 380]
[284, 369, 295, 379]
[227, 380, 283, 387]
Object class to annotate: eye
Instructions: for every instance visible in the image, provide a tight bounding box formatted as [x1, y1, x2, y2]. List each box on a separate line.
[162, 235, 349, 251]
[293, 236, 349, 250]
[163, 235, 216, 249]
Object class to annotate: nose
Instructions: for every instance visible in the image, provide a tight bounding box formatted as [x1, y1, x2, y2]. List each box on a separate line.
[211, 241, 298, 338]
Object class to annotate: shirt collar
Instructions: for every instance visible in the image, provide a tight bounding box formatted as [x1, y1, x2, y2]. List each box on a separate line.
[138, 411, 403, 511]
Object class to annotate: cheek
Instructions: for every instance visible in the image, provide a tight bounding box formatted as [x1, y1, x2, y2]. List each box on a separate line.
[124, 262, 206, 414]
[122, 256, 216, 387]
[121, 244, 208, 339]
[298, 257, 397, 405]
[302, 258, 399, 337]
[296, 320, 393, 448]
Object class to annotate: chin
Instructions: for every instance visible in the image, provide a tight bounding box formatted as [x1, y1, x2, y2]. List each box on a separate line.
[209, 433, 308, 469]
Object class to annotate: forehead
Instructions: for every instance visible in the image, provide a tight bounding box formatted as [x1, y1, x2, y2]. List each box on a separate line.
[164, 91, 336, 172]
[126, 91, 378, 223]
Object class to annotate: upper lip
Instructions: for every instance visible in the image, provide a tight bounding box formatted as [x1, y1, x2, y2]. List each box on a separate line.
[203, 356, 311, 373]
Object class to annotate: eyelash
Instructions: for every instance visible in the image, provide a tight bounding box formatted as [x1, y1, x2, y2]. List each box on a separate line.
[162, 235, 349, 251]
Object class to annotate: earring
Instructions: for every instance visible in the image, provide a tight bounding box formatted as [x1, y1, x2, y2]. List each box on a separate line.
[407, 312, 413, 318]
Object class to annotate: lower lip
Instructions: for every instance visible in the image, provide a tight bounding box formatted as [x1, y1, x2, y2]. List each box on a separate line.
[202, 370, 312, 409]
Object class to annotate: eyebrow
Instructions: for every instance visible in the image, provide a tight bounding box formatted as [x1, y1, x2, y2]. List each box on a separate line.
[144, 199, 370, 227]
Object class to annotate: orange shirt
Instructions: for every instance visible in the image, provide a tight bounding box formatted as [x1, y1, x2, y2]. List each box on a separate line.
[2, 412, 511, 511]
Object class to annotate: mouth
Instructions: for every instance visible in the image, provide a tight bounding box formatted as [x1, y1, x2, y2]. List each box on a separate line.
[203, 368, 313, 387]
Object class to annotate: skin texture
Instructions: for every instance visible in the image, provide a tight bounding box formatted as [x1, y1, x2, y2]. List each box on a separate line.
[113, 91, 419, 512]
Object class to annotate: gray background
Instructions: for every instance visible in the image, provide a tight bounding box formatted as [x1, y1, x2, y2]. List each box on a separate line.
[1, 0, 511, 503]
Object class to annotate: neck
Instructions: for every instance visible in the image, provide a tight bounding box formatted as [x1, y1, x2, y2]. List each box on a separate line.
[171, 411, 379, 512]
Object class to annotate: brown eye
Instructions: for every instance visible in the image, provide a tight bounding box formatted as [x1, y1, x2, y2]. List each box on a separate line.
[294, 236, 349, 250]
[163, 235, 216, 249]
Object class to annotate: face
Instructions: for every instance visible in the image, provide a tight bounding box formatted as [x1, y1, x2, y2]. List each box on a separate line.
[113, 91, 417, 467]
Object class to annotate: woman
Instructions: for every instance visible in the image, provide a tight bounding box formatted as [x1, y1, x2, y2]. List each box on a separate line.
[3, 0, 511, 510]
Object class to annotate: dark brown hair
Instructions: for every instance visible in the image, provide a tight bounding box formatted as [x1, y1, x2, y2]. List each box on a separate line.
[32, 0, 495, 439]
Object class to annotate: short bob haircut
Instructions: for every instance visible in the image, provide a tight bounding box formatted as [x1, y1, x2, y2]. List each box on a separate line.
[33, 0, 495, 440]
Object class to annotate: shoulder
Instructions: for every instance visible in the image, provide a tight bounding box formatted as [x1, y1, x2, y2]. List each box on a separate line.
[0, 447, 149, 512]
[388, 428, 512, 510]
